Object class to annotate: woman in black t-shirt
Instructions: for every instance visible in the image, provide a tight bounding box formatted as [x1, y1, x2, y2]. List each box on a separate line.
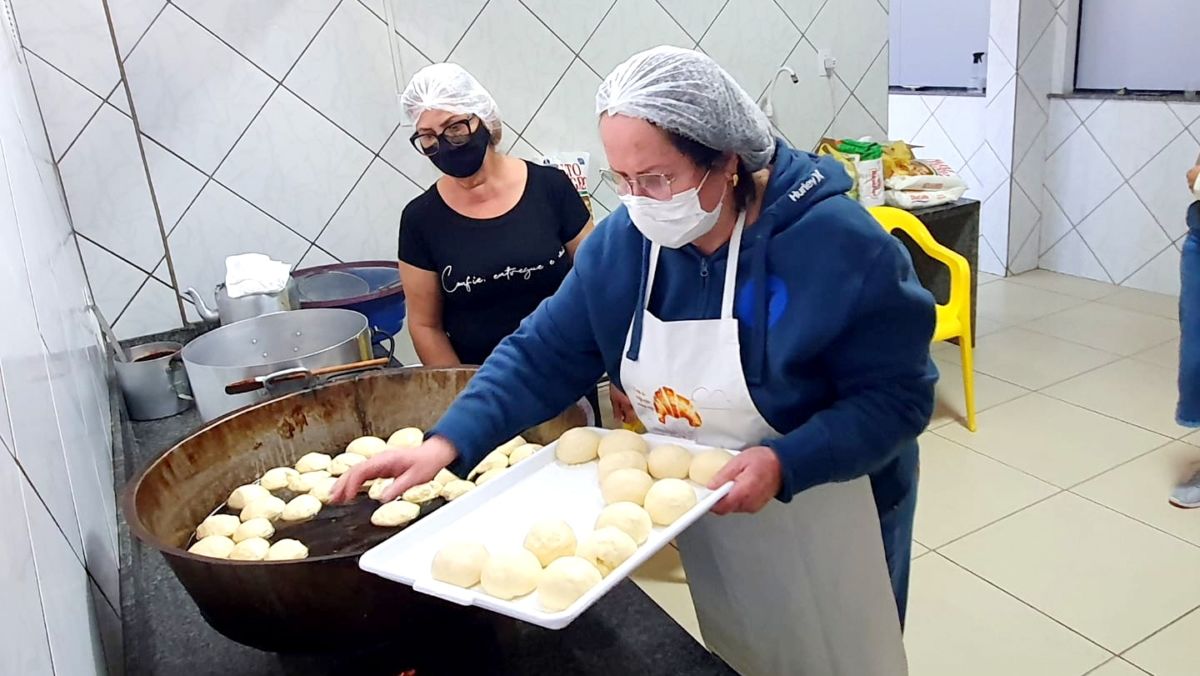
[397, 64, 593, 369]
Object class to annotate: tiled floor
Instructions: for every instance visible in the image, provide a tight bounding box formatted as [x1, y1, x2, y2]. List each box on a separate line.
[627, 270, 1200, 675]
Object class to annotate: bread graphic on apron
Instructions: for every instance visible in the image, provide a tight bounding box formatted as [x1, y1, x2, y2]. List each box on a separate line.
[652, 386, 702, 427]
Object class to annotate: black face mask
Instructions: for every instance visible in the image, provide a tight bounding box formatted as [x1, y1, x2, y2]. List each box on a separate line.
[430, 123, 491, 178]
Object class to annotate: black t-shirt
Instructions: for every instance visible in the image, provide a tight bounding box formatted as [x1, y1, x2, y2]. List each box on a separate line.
[398, 161, 591, 365]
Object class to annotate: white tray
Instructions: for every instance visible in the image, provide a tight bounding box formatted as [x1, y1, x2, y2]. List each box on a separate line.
[358, 428, 733, 630]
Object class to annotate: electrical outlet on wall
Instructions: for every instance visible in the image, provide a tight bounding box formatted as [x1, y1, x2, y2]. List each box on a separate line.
[817, 48, 836, 78]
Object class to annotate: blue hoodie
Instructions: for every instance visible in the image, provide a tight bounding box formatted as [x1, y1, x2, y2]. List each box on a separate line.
[431, 142, 937, 516]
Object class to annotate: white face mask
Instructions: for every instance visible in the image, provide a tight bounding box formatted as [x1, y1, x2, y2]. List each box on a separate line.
[619, 171, 722, 249]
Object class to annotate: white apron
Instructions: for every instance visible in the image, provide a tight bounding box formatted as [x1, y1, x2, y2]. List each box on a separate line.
[620, 216, 908, 676]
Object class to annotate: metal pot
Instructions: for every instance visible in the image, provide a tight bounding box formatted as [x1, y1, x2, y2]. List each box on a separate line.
[114, 341, 193, 420]
[122, 368, 587, 652]
[182, 279, 300, 325]
[181, 308, 371, 421]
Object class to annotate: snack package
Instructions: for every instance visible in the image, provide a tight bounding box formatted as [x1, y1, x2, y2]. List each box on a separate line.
[816, 141, 859, 200]
[885, 158, 966, 192]
[855, 158, 885, 207]
[539, 152, 592, 216]
[885, 186, 967, 209]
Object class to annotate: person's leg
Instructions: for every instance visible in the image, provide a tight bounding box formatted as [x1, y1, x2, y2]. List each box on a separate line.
[879, 480, 918, 628]
[1173, 203, 1200, 507]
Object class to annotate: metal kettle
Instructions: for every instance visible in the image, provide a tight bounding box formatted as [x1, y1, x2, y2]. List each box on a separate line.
[182, 279, 300, 325]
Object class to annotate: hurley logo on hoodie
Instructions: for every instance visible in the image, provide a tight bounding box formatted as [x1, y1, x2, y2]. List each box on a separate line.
[787, 168, 826, 203]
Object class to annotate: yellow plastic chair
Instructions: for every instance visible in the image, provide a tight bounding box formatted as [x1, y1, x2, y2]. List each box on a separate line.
[870, 206, 976, 432]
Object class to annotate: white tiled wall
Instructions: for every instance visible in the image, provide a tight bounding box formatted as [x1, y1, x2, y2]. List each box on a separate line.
[0, 9, 122, 676]
[14, 0, 890, 340]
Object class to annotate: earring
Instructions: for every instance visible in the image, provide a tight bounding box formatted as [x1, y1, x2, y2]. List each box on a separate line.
[730, 173, 739, 187]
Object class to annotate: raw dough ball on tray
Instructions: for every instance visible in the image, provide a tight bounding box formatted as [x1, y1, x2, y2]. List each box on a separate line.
[597, 450, 648, 481]
[282, 494, 322, 522]
[308, 476, 340, 504]
[470, 450, 508, 478]
[597, 429, 648, 458]
[228, 537, 270, 561]
[240, 495, 286, 522]
[195, 514, 240, 540]
[480, 549, 542, 600]
[233, 518, 275, 543]
[260, 467, 299, 491]
[227, 484, 271, 511]
[647, 444, 692, 480]
[287, 470, 331, 493]
[295, 452, 332, 473]
[524, 519, 577, 567]
[595, 502, 653, 545]
[386, 428, 424, 449]
[189, 535, 236, 559]
[431, 542, 490, 588]
[348, 436, 388, 457]
[508, 443, 542, 464]
[575, 527, 637, 576]
[601, 468, 654, 506]
[689, 449, 734, 486]
[555, 428, 601, 465]
[329, 452, 366, 477]
[402, 481, 443, 504]
[371, 500, 420, 527]
[265, 539, 309, 561]
[494, 436, 527, 456]
[440, 479, 475, 501]
[369, 478, 394, 501]
[538, 556, 603, 612]
[644, 479, 697, 526]
[475, 467, 508, 486]
[434, 468, 460, 486]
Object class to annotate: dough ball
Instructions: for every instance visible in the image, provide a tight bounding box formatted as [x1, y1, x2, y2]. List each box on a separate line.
[188, 535, 235, 559]
[287, 470, 331, 493]
[308, 476, 340, 504]
[240, 495, 286, 522]
[600, 468, 654, 506]
[597, 429, 648, 458]
[647, 445, 692, 480]
[371, 500, 420, 527]
[440, 479, 475, 501]
[475, 467, 507, 486]
[689, 449, 734, 486]
[555, 428, 601, 465]
[368, 478, 394, 502]
[575, 527, 637, 576]
[265, 539, 309, 561]
[480, 549, 542, 600]
[232, 518, 275, 543]
[644, 479, 698, 526]
[227, 484, 271, 511]
[523, 519, 578, 567]
[597, 450, 648, 481]
[328, 452, 366, 477]
[494, 435, 527, 456]
[431, 541, 490, 588]
[469, 450, 508, 478]
[294, 452, 332, 473]
[402, 481, 442, 504]
[282, 494, 322, 522]
[260, 467, 299, 491]
[347, 436, 388, 457]
[195, 514, 240, 540]
[595, 502, 653, 545]
[386, 428, 424, 449]
[538, 556, 603, 612]
[228, 537, 270, 561]
[434, 468, 460, 486]
[509, 443, 542, 464]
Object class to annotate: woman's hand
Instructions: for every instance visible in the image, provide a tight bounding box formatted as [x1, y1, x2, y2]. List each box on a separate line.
[329, 436, 458, 504]
[609, 386, 638, 425]
[1188, 165, 1200, 191]
[708, 446, 783, 515]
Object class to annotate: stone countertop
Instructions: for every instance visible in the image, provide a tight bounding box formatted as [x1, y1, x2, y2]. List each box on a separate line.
[116, 407, 734, 676]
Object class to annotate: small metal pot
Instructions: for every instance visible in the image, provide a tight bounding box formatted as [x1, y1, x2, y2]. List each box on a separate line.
[182, 279, 300, 325]
[114, 341, 192, 421]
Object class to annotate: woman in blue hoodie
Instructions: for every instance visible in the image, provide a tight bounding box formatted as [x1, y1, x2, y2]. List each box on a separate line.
[334, 47, 936, 628]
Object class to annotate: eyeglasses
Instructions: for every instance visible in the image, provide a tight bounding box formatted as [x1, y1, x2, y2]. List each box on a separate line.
[599, 168, 681, 201]
[410, 115, 476, 156]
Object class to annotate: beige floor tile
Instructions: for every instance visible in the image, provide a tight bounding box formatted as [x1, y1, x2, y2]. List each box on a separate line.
[1044, 359, 1190, 438]
[941, 327, 1120, 390]
[978, 271, 1004, 285]
[1133, 338, 1180, 370]
[939, 393, 1170, 488]
[976, 280, 1087, 325]
[912, 540, 929, 559]
[904, 554, 1110, 676]
[631, 545, 703, 644]
[1100, 287, 1179, 321]
[1087, 658, 1151, 676]
[941, 493, 1200, 652]
[913, 433, 1057, 547]
[1074, 441, 1200, 547]
[928, 357, 1030, 430]
[1008, 270, 1120, 300]
[1024, 303, 1179, 356]
[1124, 607, 1200, 676]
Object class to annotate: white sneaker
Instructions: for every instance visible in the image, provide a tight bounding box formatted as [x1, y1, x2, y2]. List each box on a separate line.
[1170, 468, 1200, 508]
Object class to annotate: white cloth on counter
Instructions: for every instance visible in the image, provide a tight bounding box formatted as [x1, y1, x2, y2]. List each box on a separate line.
[224, 253, 293, 298]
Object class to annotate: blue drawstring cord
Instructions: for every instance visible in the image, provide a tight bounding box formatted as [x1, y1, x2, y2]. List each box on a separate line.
[625, 237, 652, 361]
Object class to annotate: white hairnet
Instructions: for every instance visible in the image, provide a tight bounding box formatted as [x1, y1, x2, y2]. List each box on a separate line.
[596, 46, 775, 171]
[401, 63, 502, 144]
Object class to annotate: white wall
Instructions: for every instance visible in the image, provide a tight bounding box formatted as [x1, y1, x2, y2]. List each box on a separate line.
[13, 0, 891, 341]
[0, 10, 122, 676]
